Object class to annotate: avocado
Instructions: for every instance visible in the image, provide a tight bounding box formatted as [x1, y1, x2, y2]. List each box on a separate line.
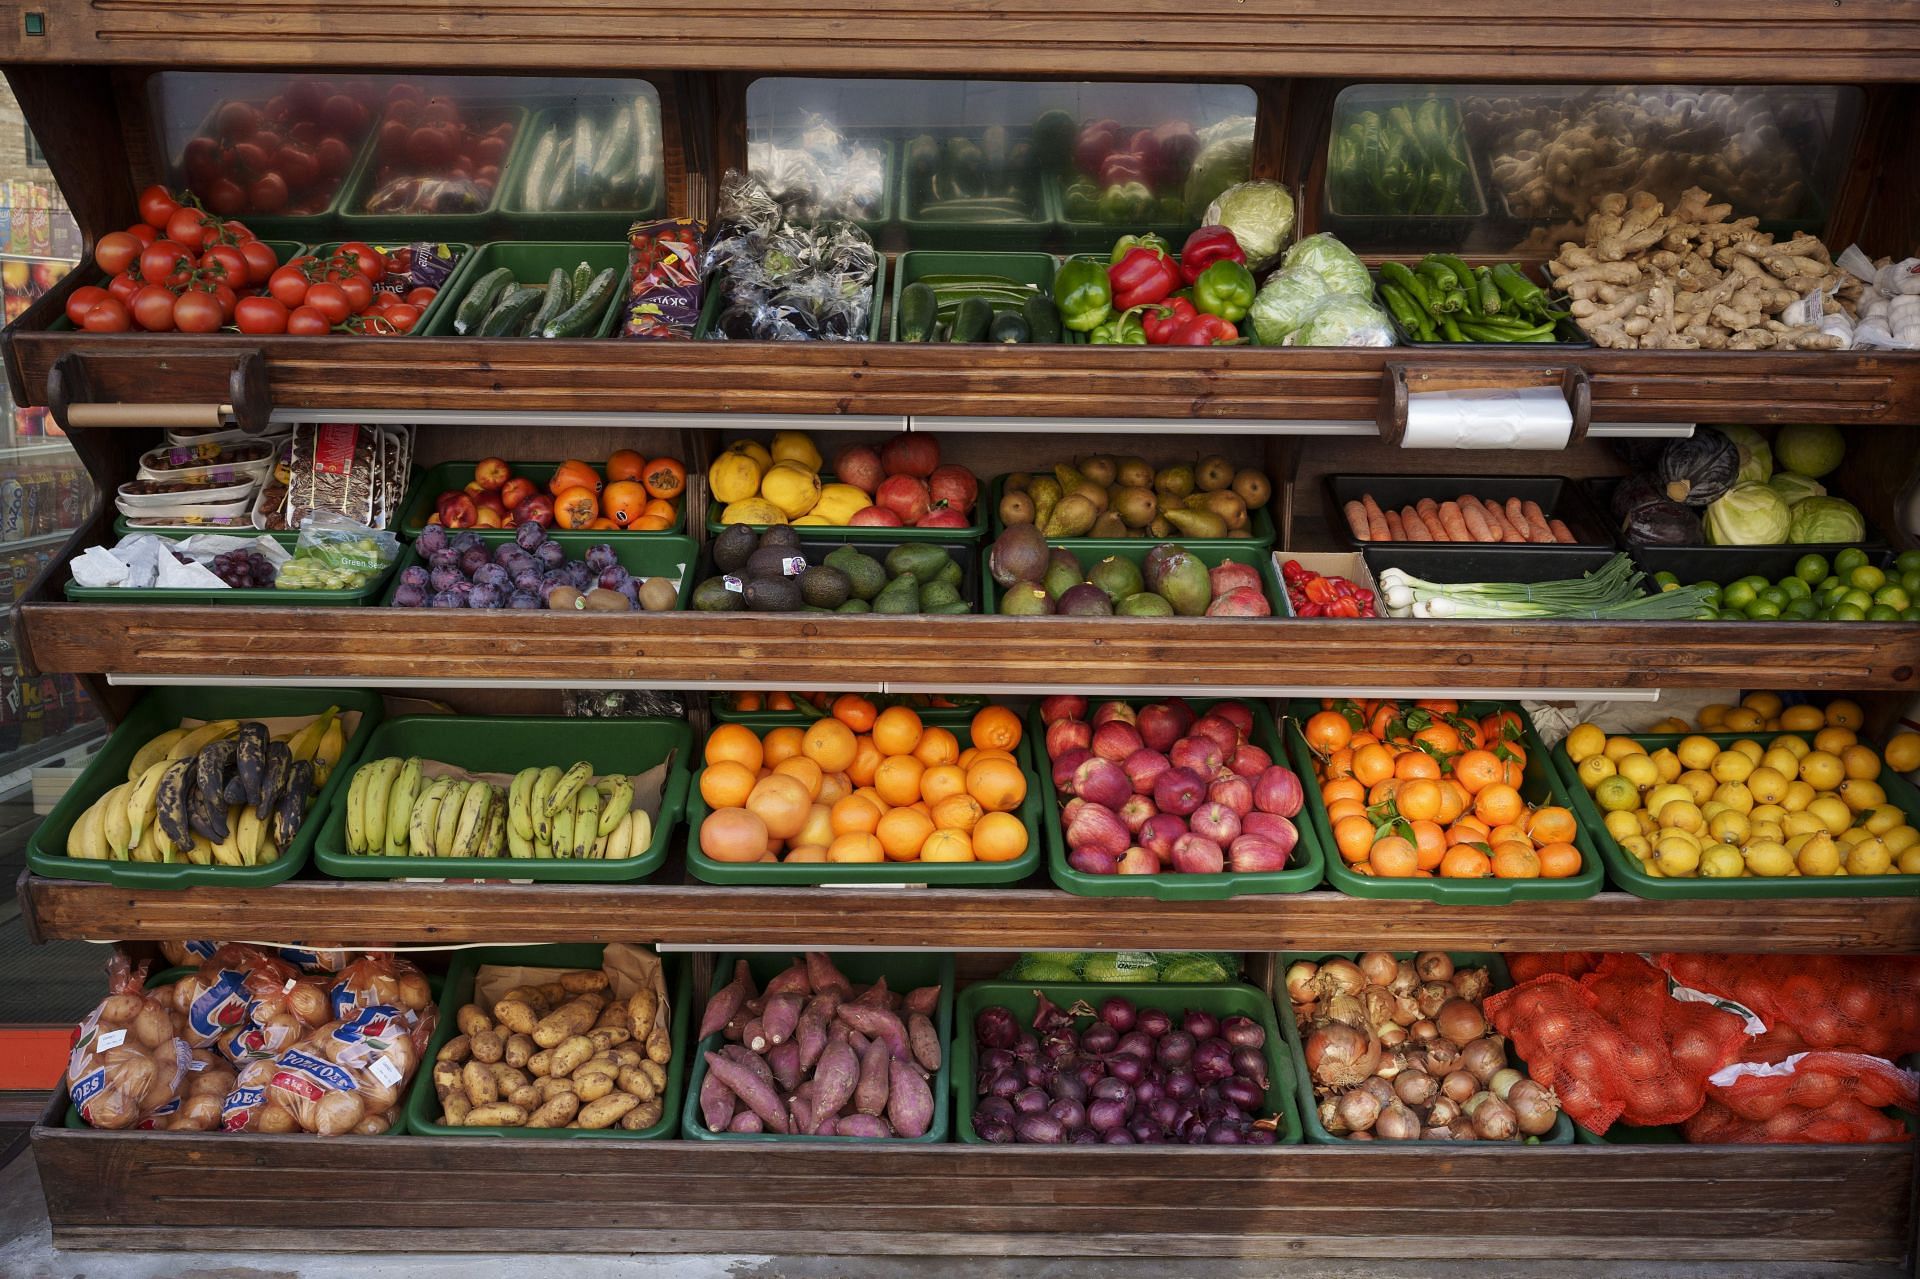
[1116, 591, 1174, 617]
[825, 546, 886, 601]
[884, 543, 949, 582]
[747, 545, 801, 581]
[743, 576, 802, 612]
[1087, 555, 1144, 601]
[799, 564, 851, 609]
[760, 525, 801, 550]
[925, 600, 972, 615]
[692, 575, 745, 612]
[836, 598, 871, 614]
[711, 524, 758, 574]
[918, 580, 961, 610]
[872, 574, 921, 615]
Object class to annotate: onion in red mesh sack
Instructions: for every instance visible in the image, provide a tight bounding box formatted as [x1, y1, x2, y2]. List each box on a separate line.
[1684, 1095, 1911, 1145]
[1707, 1051, 1919, 1124]
[1656, 954, 1920, 1059]
[66, 955, 192, 1130]
[1505, 953, 1601, 984]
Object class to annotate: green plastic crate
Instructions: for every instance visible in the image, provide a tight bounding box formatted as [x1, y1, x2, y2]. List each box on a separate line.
[682, 951, 955, 1142]
[500, 104, 667, 238]
[1284, 700, 1605, 905]
[309, 240, 473, 337]
[421, 240, 627, 339]
[336, 106, 532, 241]
[703, 476, 984, 549]
[694, 254, 887, 341]
[311, 715, 691, 882]
[953, 979, 1302, 1145]
[1276, 951, 1576, 1145]
[1034, 698, 1328, 900]
[985, 473, 1278, 551]
[26, 687, 382, 890]
[1046, 173, 1199, 255]
[980, 538, 1284, 615]
[896, 129, 1049, 250]
[1548, 728, 1920, 900]
[399, 462, 686, 536]
[887, 251, 1056, 343]
[63, 530, 396, 607]
[378, 532, 698, 610]
[404, 943, 689, 1139]
[45, 241, 306, 332]
[683, 711, 1043, 886]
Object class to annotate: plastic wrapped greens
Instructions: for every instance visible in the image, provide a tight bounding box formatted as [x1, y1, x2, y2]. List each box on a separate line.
[748, 116, 889, 224]
[1249, 231, 1395, 347]
[1001, 951, 1241, 984]
[702, 170, 880, 342]
[1281, 233, 1373, 296]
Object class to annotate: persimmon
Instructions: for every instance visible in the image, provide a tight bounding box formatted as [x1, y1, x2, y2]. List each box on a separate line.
[629, 514, 673, 531]
[605, 449, 646, 482]
[549, 459, 601, 496]
[553, 485, 600, 529]
[602, 479, 647, 525]
[643, 456, 686, 500]
[587, 516, 620, 530]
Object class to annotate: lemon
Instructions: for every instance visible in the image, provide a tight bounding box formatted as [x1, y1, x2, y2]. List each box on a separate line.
[1700, 845, 1745, 878]
[1745, 766, 1789, 805]
[1840, 744, 1882, 781]
[1650, 718, 1691, 734]
[1577, 755, 1617, 789]
[1839, 777, 1886, 814]
[1698, 703, 1732, 728]
[1722, 708, 1765, 732]
[1742, 692, 1784, 719]
[1796, 750, 1843, 790]
[1900, 847, 1920, 874]
[1884, 825, 1919, 854]
[1750, 822, 1785, 845]
[1605, 735, 1646, 762]
[1649, 748, 1683, 784]
[1779, 705, 1825, 732]
[1644, 783, 1690, 819]
[1637, 810, 1658, 835]
[1655, 834, 1701, 876]
[1863, 804, 1904, 836]
[1710, 751, 1754, 784]
[1603, 810, 1642, 842]
[1659, 801, 1704, 833]
[1760, 748, 1801, 780]
[1730, 739, 1766, 763]
[1565, 723, 1606, 763]
[1796, 833, 1840, 876]
[1783, 810, 1827, 838]
[1772, 734, 1811, 759]
[1750, 802, 1786, 826]
[1884, 732, 1920, 773]
[1813, 726, 1858, 755]
[1616, 754, 1659, 790]
[1808, 796, 1853, 836]
[1679, 770, 1717, 804]
[1825, 699, 1864, 729]
[1743, 841, 1794, 877]
[1708, 783, 1753, 816]
[1847, 838, 1893, 876]
[1702, 799, 1729, 822]
[707, 447, 766, 504]
[791, 514, 832, 526]
[1676, 735, 1719, 770]
[1781, 780, 1815, 813]
[1641, 857, 1664, 877]
[768, 430, 823, 472]
[758, 460, 822, 518]
[1620, 833, 1652, 859]
[1839, 827, 1871, 847]
[1594, 775, 1641, 813]
[1708, 811, 1750, 845]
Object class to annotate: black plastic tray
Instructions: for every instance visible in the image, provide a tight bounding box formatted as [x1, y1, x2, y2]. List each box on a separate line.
[1581, 477, 1890, 554]
[691, 536, 980, 613]
[1363, 546, 1619, 587]
[1628, 545, 1895, 584]
[1326, 473, 1615, 552]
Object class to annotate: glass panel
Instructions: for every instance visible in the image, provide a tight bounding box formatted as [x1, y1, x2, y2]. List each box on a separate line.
[1325, 83, 1862, 256]
[747, 78, 1259, 251]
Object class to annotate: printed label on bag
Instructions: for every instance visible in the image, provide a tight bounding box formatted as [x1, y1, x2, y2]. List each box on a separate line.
[187, 969, 253, 1042]
[271, 1049, 358, 1101]
[94, 1029, 126, 1051]
[369, 1056, 403, 1088]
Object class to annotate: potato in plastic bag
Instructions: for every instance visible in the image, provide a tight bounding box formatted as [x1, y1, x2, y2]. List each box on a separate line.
[169, 943, 331, 1062]
[67, 954, 192, 1130]
[329, 952, 433, 1021]
[257, 1000, 435, 1135]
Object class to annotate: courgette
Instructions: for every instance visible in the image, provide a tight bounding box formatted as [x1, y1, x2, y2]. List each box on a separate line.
[571, 260, 593, 301]
[528, 267, 573, 336]
[947, 296, 992, 343]
[1022, 293, 1062, 344]
[570, 113, 594, 209]
[479, 286, 543, 337]
[897, 282, 938, 342]
[542, 266, 618, 338]
[453, 266, 515, 335]
[988, 311, 1030, 344]
[544, 139, 575, 212]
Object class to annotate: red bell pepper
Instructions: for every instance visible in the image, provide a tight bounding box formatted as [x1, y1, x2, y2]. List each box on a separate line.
[1141, 296, 1196, 345]
[1109, 246, 1180, 310]
[1166, 312, 1238, 345]
[1179, 226, 1246, 286]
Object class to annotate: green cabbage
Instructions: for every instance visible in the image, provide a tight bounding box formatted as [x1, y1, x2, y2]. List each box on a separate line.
[1280, 232, 1371, 296]
[1786, 496, 1866, 544]
[1773, 423, 1845, 478]
[1201, 180, 1294, 272]
[1716, 425, 1773, 485]
[1704, 482, 1793, 546]
[1289, 294, 1396, 347]
[1183, 117, 1255, 221]
[1767, 471, 1827, 507]
[1248, 269, 1327, 345]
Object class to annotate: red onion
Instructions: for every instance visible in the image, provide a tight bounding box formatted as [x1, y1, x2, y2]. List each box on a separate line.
[1248, 1128, 1277, 1146]
[1435, 998, 1487, 1047]
[1357, 951, 1399, 987]
[1206, 1119, 1248, 1144]
[973, 1114, 1015, 1143]
[1084, 1095, 1126, 1131]
[1508, 1079, 1560, 1136]
[1230, 1046, 1269, 1088]
[1284, 961, 1319, 1005]
[1137, 1008, 1172, 1038]
[1148, 1098, 1181, 1128]
[1133, 1077, 1163, 1107]
[1304, 1022, 1379, 1088]
[1091, 1076, 1134, 1108]
[1106, 1053, 1145, 1086]
[1155, 1030, 1195, 1068]
[979, 1047, 1014, 1075]
[1073, 1060, 1106, 1092]
[1012, 1033, 1038, 1059]
[1336, 1088, 1381, 1132]
[1313, 958, 1366, 999]
[974, 1006, 1017, 1049]
[1080, 1020, 1119, 1056]
[1015, 1113, 1064, 1143]
[1047, 1097, 1087, 1132]
[1163, 1069, 1196, 1102]
[1221, 1016, 1265, 1049]
[985, 1070, 1021, 1098]
[1114, 1030, 1154, 1061]
[1415, 951, 1454, 982]
[1192, 1038, 1233, 1084]
[1013, 1086, 1049, 1115]
[1219, 1075, 1264, 1111]
[978, 1096, 1015, 1124]
[1394, 1069, 1439, 1108]
[1103, 1127, 1136, 1144]
[1374, 1100, 1421, 1140]
[1049, 1071, 1087, 1103]
[1183, 1009, 1220, 1041]
[1460, 1036, 1507, 1083]
[1070, 1128, 1101, 1145]
[1129, 1117, 1162, 1143]
[1020, 1061, 1048, 1088]
[1099, 997, 1137, 1032]
[1441, 1070, 1479, 1103]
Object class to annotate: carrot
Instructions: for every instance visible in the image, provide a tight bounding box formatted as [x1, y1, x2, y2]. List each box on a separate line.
[1505, 498, 1532, 539]
[1383, 509, 1405, 540]
[1549, 518, 1576, 544]
[1361, 494, 1391, 541]
[1343, 501, 1372, 541]
[1475, 497, 1525, 543]
[1457, 497, 1496, 543]
[1402, 507, 1433, 540]
[1438, 501, 1471, 542]
[1520, 499, 1555, 543]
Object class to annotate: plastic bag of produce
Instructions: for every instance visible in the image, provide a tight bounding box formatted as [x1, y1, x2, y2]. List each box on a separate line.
[1279, 232, 1372, 297]
[257, 1002, 434, 1135]
[168, 943, 331, 1062]
[1655, 954, 1920, 1059]
[1707, 1051, 1918, 1121]
[328, 952, 435, 1022]
[286, 512, 399, 588]
[1248, 269, 1326, 345]
[1284, 294, 1396, 348]
[999, 951, 1239, 983]
[66, 954, 192, 1130]
[621, 216, 706, 340]
[161, 940, 354, 973]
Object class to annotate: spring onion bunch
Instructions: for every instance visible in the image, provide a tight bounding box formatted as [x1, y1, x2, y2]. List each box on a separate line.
[1378, 554, 1717, 620]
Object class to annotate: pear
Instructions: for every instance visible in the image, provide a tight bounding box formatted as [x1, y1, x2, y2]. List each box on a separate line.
[1089, 510, 1128, 538]
[1164, 507, 1230, 538]
[1115, 456, 1154, 489]
[1155, 464, 1195, 500]
[1078, 455, 1117, 486]
[1195, 455, 1234, 492]
[1112, 485, 1158, 529]
[1042, 493, 1098, 539]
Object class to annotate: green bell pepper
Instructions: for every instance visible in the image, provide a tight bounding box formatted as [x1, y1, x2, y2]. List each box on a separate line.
[1097, 181, 1153, 225]
[1110, 233, 1173, 266]
[1191, 259, 1255, 323]
[1051, 258, 1113, 333]
[1089, 306, 1146, 345]
[1063, 181, 1100, 222]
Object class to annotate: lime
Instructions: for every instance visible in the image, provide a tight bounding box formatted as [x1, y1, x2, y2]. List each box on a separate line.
[1695, 607, 1721, 620]
[1780, 576, 1812, 600]
[1842, 588, 1875, 613]
[1867, 604, 1901, 621]
[1758, 585, 1789, 609]
[1902, 570, 1920, 597]
[1848, 565, 1887, 592]
[1745, 599, 1783, 620]
[1737, 574, 1770, 593]
[1835, 547, 1868, 575]
[1794, 553, 1830, 584]
[1904, 607, 1920, 622]
[1719, 608, 1749, 622]
[1895, 549, 1920, 575]
[1833, 602, 1868, 621]
[1722, 580, 1758, 610]
[1874, 585, 1912, 611]
[1653, 570, 1679, 590]
[1696, 583, 1723, 608]
[1784, 598, 1819, 620]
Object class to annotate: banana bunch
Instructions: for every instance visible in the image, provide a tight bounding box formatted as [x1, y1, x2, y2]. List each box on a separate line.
[342, 757, 651, 860]
[65, 707, 345, 866]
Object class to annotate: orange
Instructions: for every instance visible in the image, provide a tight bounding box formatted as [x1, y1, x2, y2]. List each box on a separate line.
[1323, 748, 1355, 781]
[705, 724, 764, 772]
[1416, 698, 1460, 715]
[745, 774, 811, 840]
[853, 785, 886, 810]
[1334, 814, 1376, 864]
[1304, 710, 1355, 755]
[643, 457, 686, 500]
[1436, 780, 1470, 825]
[826, 832, 884, 864]
[548, 459, 602, 497]
[912, 727, 960, 768]
[830, 793, 883, 836]
[1473, 783, 1525, 828]
[831, 694, 878, 732]
[767, 693, 796, 711]
[920, 828, 975, 862]
[1446, 816, 1490, 846]
[872, 706, 924, 756]
[817, 771, 852, 806]
[1413, 722, 1463, 757]
[957, 748, 978, 769]
[930, 793, 984, 832]
[965, 756, 1028, 812]
[1440, 844, 1493, 878]
[920, 764, 969, 805]
[785, 844, 828, 864]
[762, 726, 805, 767]
[1409, 819, 1447, 870]
[970, 706, 1023, 752]
[1394, 751, 1441, 781]
[873, 755, 926, 807]
[1322, 777, 1366, 807]
[972, 811, 1029, 863]
[773, 755, 824, 800]
[801, 717, 858, 774]
[1352, 744, 1396, 787]
[875, 806, 935, 861]
[1452, 749, 1502, 794]
[1498, 747, 1527, 787]
[605, 449, 646, 482]
[602, 479, 647, 526]
[1480, 709, 1526, 745]
[1326, 799, 1367, 826]
[1491, 841, 1541, 878]
[1538, 841, 1583, 878]
[847, 735, 882, 787]
[1369, 835, 1419, 877]
[731, 693, 764, 712]
[699, 760, 757, 809]
[1527, 806, 1578, 845]
[796, 802, 835, 850]
[1396, 779, 1442, 823]
[1349, 731, 1381, 752]
[1485, 822, 1529, 849]
[1366, 778, 1401, 807]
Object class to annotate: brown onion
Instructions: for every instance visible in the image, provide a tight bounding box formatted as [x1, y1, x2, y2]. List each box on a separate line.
[1318, 1097, 1348, 1135]
[1452, 967, 1492, 1004]
[1460, 1036, 1508, 1083]
[1508, 1079, 1560, 1136]
[1375, 1046, 1420, 1081]
[1421, 1038, 1459, 1073]
[1336, 1088, 1382, 1133]
[1488, 1067, 1524, 1101]
[1357, 951, 1399, 988]
[1441, 1070, 1479, 1103]
[1447, 1118, 1475, 1141]
[1359, 986, 1397, 1031]
[1427, 1095, 1460, 1127]
[1409, 1018, 1440, 1044]
[1390, 961, 1420, 997]
[1348, 1129, 1374, 1141]
[1285, 961, 1320, 1006]
[1394, 1068, 1439, 1108]
[1322, 994, 1366, 1028]
[1359, 1076, 1397, 1106]
[1305, 1022, 1379, 1087]
[1422, 1125, 1455, 1140]
[1435, 998, 1487, 1047]
[1416, 982, 1452, 1019]
[1376, 1024, 1407, 1049]
[1471, 1094, 1518, 1141]
[1415, 951, 1454, 983]
[1313, 958, 1365, 1000]
[1391, 995, 1422, 1027]
[1374, 1100, 1421, 1141]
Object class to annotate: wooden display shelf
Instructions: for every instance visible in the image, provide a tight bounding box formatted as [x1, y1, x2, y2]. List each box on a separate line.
[8, 332, 1920, 425]
[21, 871, 1920, 952]
[20, 602, 1920, 692]
[27, 1108, 1913, 1262]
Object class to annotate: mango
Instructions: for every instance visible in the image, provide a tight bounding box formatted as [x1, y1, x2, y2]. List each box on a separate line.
[759, 461, 821, 518]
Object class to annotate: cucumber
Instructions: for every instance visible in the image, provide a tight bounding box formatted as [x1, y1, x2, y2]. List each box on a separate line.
[521, 128, 559, 213]
[897, 282, 937, 342]
[478, 286, 542, 337]
[453, 267, 515, 335]
[989, 311, 1031, 344]
[528, 268, 573, 336]
[545, 139, 575, 211]
[591, 108, 635, 204]
[541, 266, 618, 338]
[1022, 293, 1063, 344]
[571, 260, 593, 300]
[947, 296, 992, 343]
[570, 113, 594, 209]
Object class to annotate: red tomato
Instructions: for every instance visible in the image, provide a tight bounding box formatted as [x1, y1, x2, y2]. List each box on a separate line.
[204, 281, 239, 320]
[404, 286, 437, 307]
[94, 231, 141, 275]
[336, 274, 374, 313]
[377, 120, 410, 158]
[137, 185, 180, 229]
[267, 266, 312, 309]
[182, 137, 222, 184]
[321, 94, 366, 134]
[126, 223, 159, 247]
[232, 141, 270, 174]
[65, 286, 111, 326]
[336, 241, 384, 281]
[247, 173, 289, 213]
[80, 298, 131, 332]
[303, 282, 350, 324]
[384, 303, 422, 333]
[106, 271, 143, 306]
[224, 219, 256, 243]
[316, 135, 355, 178]
[238, 240, 281, 286]
[405, 126, 456, 170]
[130, 285, 179, 332]
[234, 296, 290, 334]
[165, 206, 211, 251]
[216, 101, 259, 141]
[274, 144, 318, 189]
[286, 305, 331, 336]
[474, 135, 508, 166]
[199, 243, 248, 286]
[172, 290, 224, 333]
[140, 240, 193, 288]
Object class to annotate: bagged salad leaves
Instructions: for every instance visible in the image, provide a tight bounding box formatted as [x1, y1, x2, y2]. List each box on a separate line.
[1002, 951, 1241, 984]
[701, 170, 880, 342]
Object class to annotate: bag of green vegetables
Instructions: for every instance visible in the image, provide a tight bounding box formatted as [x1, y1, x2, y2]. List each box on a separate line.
[1002, 951, 1241, 984]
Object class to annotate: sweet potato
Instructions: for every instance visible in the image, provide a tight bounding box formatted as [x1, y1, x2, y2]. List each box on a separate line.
[886, 1058, 933, 1138]
[456, 1004, 492, 1038]
[437, 1034, 472, 1064]
[806, 952, 852, 996]
[907, 1012, 941, 1072]
[464, 1102, 527, 1126]
[721, 1044, 776, 1090]
[728, 1110, 764, 1134]
[504, 1033, 534, 1068]
[851, 976, 891, 1008]
[795, 994, 838, 1071]
[470, 1030, 505, 1064]
[854, 1036, 891, 1116]
[830, 1113, 891, 1139]
[704, 1052, 788, 1133]
[904, 986, 941, 1017]
[810, 1040, 859, 1133]
[762, 994, 802, 1046]
[828, 1022, 854, 1049]
[838, 1003, 910, 1062]
[742, 1017, 769, 1054]
[699, 1073, 736, 1132]
[527, 1093, 579, 1128]
[578, 1093, 639, 1130]
[767, 1039, 803, 1092]
[788, 1093, 813, 1136]
[461, 1060, 498, 1107]
[699, 962, 752, 1042]
[763, 961, 811, 999]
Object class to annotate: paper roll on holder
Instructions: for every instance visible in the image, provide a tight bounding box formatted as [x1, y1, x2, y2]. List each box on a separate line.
[1377, 363, 1590, 448]
[46, 350, 273, 434]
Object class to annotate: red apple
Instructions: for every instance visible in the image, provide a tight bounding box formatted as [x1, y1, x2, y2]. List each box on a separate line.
[1039, 695, 1087, 725]
[879, 431, 939, 478]
[914, 508, 969, 528]
[1116, 845, 1159, 875]
[463, 480, 488, 499]
[512, 493, 555, 528]
[848, 506, 904, 527]
[473, 491, 508, 519]
[439, 493, 479, 529]
[500, 476, 537, 510]
[1045, 717, 1092, 761]
[473, 456, 511, 491]
[833, 444, 885, 495]
[876, 474, 931, 524]
[927, 464, 978, 515]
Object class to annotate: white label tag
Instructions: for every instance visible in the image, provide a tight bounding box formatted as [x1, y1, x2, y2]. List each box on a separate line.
[96, 1029, 127, 1051]
[781, 556, 806, 576]
[722, 575, 743, 593]
[283, 978, 298, 994]
[369, 1056, 403, 1087]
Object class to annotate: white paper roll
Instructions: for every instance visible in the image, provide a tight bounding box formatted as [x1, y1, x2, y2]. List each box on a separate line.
[1402, 386, 1572, 450]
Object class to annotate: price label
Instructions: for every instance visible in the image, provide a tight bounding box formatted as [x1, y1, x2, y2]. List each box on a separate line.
[781, 556, 806, 576]
[722, 575, 743, 594]
[283, 978, 298, 994]
[368, 1056, 403, 1088]
[95, 1029, 127, 1051]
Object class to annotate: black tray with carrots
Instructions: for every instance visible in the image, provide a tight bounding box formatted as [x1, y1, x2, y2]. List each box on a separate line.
[1324, 474, 1617, 552]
